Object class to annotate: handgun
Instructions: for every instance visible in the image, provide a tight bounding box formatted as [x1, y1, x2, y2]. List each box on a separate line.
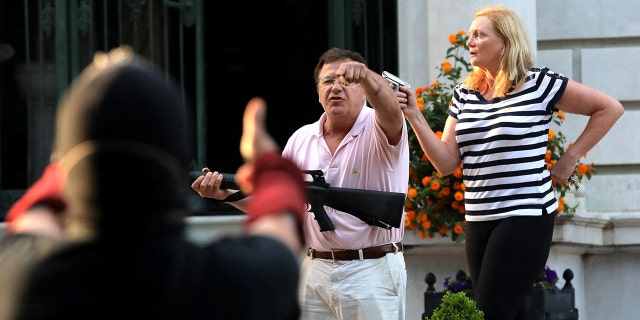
[382, 71, 410, 92]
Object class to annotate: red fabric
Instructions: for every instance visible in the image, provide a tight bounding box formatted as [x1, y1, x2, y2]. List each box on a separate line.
[5, 163, 66, 230]
[245, 152, 306, 241]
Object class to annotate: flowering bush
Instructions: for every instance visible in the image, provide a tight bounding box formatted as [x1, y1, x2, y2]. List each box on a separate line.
[404, 31, 595, 243]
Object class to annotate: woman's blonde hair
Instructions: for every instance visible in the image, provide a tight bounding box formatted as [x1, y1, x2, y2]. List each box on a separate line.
[463, 6, 534, 97]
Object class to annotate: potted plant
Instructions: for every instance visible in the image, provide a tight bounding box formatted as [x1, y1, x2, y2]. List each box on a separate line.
[426, 291, 484, 320]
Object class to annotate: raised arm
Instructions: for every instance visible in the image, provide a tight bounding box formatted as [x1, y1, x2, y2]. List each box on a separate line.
[397, 85, 462, 175]
[337, 62, 405, 145]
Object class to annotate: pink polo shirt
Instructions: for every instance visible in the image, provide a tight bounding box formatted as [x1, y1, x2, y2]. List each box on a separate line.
[282, 105, 409, 251]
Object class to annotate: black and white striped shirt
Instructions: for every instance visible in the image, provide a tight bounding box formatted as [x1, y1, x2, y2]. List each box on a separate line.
[450, 67, 568, 221]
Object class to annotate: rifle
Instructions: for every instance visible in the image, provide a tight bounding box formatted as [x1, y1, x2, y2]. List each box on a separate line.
[189, 170, 406, 232]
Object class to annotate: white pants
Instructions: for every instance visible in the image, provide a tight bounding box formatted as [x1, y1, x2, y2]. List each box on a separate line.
[298, 252, 406, 320]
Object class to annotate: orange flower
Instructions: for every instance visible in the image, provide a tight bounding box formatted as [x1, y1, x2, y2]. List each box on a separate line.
[407, 188, 418, 198]
[416, 87, 426, 95]
[453, 167, 462, 178]
[556, 110, 565, 121]
[442, 61, 452, 73]
[557, 197, 565, 213]
[430, 81, 439, 88]
[405, 217, 417, 230]
[430, 180, 441, 191]
[457, 30, 466, 35]
[422, 176, 431, 187]
[418, 102, 425, 111]
[438, 225, 448, 235]
[406, 210, 416, 220]
[422, 220, 432, 230]
[435, 131, 443, 139]
[454, 191, 464, 201]
[448, 33, 458, 45]
[416, 97, 424, 105]
[548, 129, 555, 140]
[577, 163, 588, 175]
[453, 224, 464, 235]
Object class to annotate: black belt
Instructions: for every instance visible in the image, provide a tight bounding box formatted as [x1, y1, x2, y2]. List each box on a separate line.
[307, 242, 403, 261]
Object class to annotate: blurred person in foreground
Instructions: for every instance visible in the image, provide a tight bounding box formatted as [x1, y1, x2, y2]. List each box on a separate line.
[396, 5, 623, 320]
[0, 197, 64, 320]
[0, 147, 67, 319]
[13, 46, 306, 320]
[192, 47, 409, 320]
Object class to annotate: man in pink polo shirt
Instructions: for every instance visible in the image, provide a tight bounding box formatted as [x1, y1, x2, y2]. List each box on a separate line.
[193, 47, 409, 320]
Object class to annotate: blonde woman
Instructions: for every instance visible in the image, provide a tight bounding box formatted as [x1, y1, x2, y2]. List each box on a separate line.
[397, 6, 623, 319]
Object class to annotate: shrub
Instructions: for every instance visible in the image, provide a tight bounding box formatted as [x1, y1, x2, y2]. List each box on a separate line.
[427, 291, 484, 320]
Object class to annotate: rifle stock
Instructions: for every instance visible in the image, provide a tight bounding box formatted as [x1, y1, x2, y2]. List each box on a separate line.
[189, 170, 406, 232]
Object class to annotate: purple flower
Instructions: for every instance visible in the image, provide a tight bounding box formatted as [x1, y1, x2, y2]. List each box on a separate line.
[543, 265, 559, 292]
[444, 273, 473, 293]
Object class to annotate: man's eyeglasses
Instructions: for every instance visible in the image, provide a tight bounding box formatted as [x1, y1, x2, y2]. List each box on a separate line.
[317, 77, 356, 88]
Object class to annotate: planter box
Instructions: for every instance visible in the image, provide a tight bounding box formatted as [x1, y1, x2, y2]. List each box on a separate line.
[422, 269, 579, 320]
[524, 284, 579, 320]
